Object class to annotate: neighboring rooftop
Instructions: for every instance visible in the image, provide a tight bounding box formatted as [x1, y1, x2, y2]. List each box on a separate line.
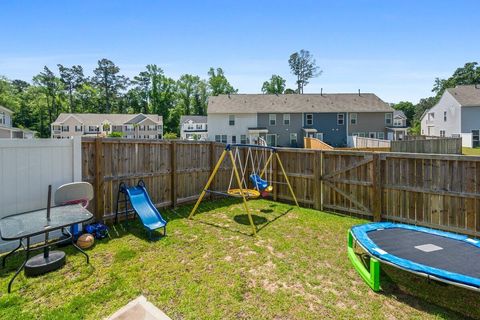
[52, 113, 163, 125]
[180, 115, 207, 124]
[446, 85, 480, 107]
[393, 110, 406, 118]
[208, 93, 393, 114]
[0, 105, 14, 114]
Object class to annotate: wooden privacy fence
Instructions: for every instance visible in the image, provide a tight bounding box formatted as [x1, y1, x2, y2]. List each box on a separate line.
[83, 138, 480, 237]
[391, 137, 462, 154]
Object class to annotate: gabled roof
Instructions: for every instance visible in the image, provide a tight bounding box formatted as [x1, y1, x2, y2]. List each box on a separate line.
[180, 115, 207, 124]
[208, 93, 393, 114]
[52, 113, 163, 125]
[446, 85, 480, 107]
[393, 110, 406, 119]
[0, 105, 14, 114]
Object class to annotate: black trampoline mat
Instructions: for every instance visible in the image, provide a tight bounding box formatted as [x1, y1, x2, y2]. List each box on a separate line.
[368, 228, 480, 279]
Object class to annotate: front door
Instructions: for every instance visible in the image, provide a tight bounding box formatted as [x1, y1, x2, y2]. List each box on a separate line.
[266, 134, 277, 146]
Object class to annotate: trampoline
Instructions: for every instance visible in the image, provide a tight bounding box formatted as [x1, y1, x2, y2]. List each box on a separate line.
[348, 222, 480, 291]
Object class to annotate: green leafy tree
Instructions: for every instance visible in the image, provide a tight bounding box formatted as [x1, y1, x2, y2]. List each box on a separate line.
[432, 62, 480, 97]
[193, 80, 208, 115]
[261, 74, 286, 94]
[33, 66, 62, 127]
[177, 74, 208, 115]
[92, 59, 128, 113]
[58, 64, 84, 112]
[132, 70, 151, 114]
[288, 50, 322, 94]
[207, 67, 237, 96]
[284, 88, 296, 94]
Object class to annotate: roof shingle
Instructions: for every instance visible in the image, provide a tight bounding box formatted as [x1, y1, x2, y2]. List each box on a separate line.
[208, 93, 393, 114]
[446, 85, 480, 107]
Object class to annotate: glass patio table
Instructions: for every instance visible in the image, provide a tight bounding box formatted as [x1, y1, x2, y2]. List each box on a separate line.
[0, 204, 93, 292]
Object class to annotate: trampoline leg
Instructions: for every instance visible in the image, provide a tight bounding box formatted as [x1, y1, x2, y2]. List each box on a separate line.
[347, 231, 380, 291]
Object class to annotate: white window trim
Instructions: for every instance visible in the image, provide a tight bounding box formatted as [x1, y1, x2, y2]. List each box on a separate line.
[269, 114, 276, 126]
[228, 115, 235, 126]
[385, 113, 393, 125]
[337, 113, 344, 125]
[306, 114, 313, 126]
[283, 114, 290, 125]
[350, 113, 357, 125]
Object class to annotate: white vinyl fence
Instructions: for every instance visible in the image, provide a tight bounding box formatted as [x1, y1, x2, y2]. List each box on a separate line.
[0, 138, 82, 252]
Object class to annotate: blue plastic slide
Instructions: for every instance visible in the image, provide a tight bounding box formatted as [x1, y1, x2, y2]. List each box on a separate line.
[116, 180, 167, 239]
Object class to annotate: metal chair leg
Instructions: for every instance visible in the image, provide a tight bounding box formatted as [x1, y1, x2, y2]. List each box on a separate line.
[2, 240, 22, 268]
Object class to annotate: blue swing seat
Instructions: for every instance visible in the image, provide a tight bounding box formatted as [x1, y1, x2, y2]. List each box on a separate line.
[249, 174, 272, 192]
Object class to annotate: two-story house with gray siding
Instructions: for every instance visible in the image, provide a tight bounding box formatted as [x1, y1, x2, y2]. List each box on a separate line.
[51, 113, 163, 139]
[208, 93, 393, 147]
[420, 85, 480, 147]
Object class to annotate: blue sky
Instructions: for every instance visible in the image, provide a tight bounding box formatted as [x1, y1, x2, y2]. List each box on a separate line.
[0, 0, 478, 103]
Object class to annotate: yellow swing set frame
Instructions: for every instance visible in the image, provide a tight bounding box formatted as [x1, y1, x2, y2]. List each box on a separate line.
[188, 144, 299, 235]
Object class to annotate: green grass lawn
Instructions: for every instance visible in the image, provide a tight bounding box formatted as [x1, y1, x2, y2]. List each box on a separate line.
[463, 147, 480, 156]
[1, 198, 480, 319]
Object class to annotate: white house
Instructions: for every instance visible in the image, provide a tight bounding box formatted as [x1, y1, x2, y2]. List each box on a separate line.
[0, 105, 35, 139]
[180, 115, 208, 140]
[420, 85, 480, 147]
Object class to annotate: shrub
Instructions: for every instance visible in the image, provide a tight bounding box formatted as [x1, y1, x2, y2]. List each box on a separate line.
[164, 132, 178, 140]
[108, 132, 123, 138]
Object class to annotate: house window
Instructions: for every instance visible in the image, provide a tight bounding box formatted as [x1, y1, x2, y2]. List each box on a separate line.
[266, 134, 277, 146]
[240, 135, 247, 144]
[337, 114, 344, 125]
[157, 125, 163, 130]
[231, 135, 237, 144]
[472, 130, 480, 148]
[221, 135, 227, 143]
[215, 135, 221, 142]
[124, 125, 134, 132]
[306, 114, 313, 126]
[290, 133, 297, 146]
[229, 115, 235, 126]
[440, 130, 446, 137]
[283, 114, 290, 125]
[444, 111, 447, 122]
[148, 125, 156, 131]
[369, 132, 376, 138]
[269, 114, 276, 126]
[315, 133, 324, 141]
[350, 113, 357, 125]
[385, 113, 392, 125]
[394, 119, 402, 126]
[196, 124, 202, 130]
[61, 125, 69, 132]
[75, 125, 82, 132]
[428, 112, 435, 121]
[377, 132, 385, 139]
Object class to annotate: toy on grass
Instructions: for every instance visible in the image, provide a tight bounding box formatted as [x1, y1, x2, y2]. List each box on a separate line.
[77, 233, 95, 249]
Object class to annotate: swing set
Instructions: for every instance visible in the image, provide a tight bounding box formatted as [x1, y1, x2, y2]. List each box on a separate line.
[188, 143, 299, 235]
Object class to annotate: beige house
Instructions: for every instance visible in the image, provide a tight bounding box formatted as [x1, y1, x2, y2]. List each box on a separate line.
[0, 105, 35, 139]
[51, 113, 163, 139]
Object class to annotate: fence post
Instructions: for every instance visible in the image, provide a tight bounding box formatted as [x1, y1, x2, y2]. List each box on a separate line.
[94, 137, 104, 221]
[372, 153, 382, 222]
[209, 142, 216, 200]
[313, 150, 322, 210]
[170, 140, 177, 208]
